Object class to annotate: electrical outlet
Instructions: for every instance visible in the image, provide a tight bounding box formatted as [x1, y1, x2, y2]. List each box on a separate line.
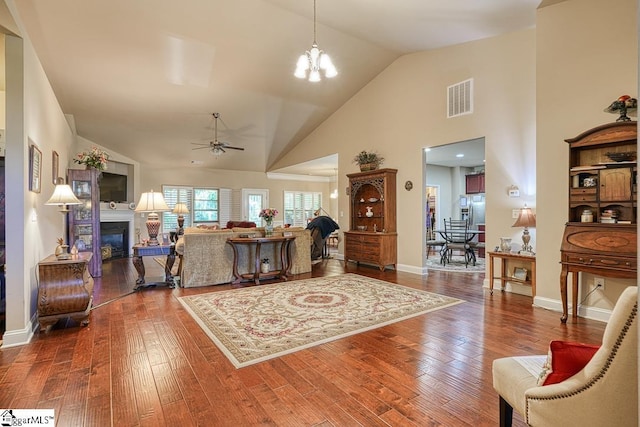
[594, 277, 605, 290]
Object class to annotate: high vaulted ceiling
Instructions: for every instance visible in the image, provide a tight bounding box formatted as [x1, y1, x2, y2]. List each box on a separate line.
[11, 0, 540, 176]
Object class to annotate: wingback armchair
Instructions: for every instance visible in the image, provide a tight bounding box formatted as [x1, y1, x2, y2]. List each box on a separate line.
[492, 286, 637, 427]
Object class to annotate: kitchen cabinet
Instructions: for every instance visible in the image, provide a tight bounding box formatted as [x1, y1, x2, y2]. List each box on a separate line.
[465, 173, 485, 194]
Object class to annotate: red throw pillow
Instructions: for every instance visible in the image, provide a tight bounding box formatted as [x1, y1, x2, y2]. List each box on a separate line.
[538, 340, 600, 386]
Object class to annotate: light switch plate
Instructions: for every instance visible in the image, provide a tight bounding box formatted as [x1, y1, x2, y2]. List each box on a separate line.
[512, 209, 520, 219]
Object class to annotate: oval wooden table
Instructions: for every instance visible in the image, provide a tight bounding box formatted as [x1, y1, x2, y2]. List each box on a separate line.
[226, 236, 296, 285]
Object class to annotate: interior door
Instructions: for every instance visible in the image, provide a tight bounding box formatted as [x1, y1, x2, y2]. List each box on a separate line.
[242, 189, 269, 224]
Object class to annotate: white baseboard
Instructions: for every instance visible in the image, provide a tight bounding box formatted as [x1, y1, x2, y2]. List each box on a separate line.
[2, 314, 37, 348]
[534, 296, 610, 323]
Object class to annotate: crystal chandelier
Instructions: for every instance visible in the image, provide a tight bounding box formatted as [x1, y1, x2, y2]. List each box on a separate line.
[294, 0, 337, 82]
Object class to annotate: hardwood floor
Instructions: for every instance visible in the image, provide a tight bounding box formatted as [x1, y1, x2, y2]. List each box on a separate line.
[0, 257, 606, 426]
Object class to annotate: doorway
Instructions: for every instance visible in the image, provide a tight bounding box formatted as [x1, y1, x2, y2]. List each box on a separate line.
[425, 137, 485, 266]
[241, 189, 269, 224]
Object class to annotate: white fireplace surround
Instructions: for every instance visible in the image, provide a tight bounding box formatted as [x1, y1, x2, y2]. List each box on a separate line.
[100, 202, 136, 256]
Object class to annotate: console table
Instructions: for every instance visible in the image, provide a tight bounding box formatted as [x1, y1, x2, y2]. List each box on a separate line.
[37, 252, 94, 332]
[132, 243, 176, 290]
[227, 236, 296, 285]
[488, 251, 536, 297]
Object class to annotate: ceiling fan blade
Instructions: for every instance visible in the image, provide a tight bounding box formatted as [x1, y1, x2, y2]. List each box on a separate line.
[224, 146, 245, 151]
[192, 146, 212, 150]
[191, 142, 213, 146]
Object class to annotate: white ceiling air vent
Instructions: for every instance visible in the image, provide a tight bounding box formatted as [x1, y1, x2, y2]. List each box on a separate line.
[447, 78, 473, 118]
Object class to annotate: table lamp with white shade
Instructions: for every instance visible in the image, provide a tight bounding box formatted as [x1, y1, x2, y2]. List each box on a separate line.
[45, 178, 82, 212]
[46, 178, 82, 258]
[512, 205, 536, 254]
[135, 190, 170, 246]
[172, 202, 189, 235]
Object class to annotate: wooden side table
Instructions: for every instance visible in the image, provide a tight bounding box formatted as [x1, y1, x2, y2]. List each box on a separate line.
[37, 252, 94, 331]
[132, 243, 176, 290]
[226, 236, 296, 285]
[488, 251, 536, 297]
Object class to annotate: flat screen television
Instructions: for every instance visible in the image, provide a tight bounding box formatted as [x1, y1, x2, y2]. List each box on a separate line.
[99, 172, 128, 202]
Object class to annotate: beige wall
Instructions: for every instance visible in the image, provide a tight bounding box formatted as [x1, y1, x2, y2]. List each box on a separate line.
[536, 0, 638, 315]
[274, 28, 537, 274]
[3, 24, 78, 345]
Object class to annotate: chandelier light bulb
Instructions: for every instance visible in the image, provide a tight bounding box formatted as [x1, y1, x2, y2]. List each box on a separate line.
[308, 69, 321, 82]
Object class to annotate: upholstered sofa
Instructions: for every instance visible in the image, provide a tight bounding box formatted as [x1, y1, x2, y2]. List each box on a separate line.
[175, 226, 312, 288]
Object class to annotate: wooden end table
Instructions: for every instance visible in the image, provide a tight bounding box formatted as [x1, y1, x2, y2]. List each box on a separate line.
[488, 251, 536, 298]
[132, 243, 176, 291]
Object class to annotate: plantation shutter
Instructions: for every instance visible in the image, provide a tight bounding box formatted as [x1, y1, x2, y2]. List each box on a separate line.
[284, 191, 322, 227]
[162, 185, 193, 233]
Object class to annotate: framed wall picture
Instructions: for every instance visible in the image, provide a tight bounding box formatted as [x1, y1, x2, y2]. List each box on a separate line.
[29, 142, 42, 193]
[52, 150, 59, 184]
[513, 267, 528, 281]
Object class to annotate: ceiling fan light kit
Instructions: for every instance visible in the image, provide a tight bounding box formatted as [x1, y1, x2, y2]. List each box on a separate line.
[191, 112, 245, 156]
[294, 0, 337, 82]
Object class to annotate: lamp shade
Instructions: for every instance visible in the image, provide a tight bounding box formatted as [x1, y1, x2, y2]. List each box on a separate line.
[512, 207, 536, 228]
[135, 191, 170, 213]
[45, 184, 81, 209]
[172, 203, 189, 215]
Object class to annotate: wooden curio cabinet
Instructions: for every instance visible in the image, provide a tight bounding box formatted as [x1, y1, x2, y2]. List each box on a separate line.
[559, 121, 637, 322]
[566, 121, 637, 224]
[67, 168, 102, 277]
[344, 168, 397, 271]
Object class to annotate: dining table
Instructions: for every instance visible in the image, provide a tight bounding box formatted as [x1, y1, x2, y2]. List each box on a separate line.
[434, 229, 484, 265]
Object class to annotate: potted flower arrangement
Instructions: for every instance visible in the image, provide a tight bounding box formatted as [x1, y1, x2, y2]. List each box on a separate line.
[353, 150, 384, 172]
[259, 208, 278, 236]
[73, 147, 110, 170]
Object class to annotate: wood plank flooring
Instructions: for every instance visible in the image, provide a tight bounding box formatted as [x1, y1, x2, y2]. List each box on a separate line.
[0, 257, 607, 426]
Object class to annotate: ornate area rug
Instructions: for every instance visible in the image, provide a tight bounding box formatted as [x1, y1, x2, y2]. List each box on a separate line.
[178, 273, 463, 368]
[426, 254, 486, 273]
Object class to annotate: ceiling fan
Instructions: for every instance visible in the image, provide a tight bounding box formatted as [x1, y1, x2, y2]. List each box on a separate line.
[191, 112, 245, 155]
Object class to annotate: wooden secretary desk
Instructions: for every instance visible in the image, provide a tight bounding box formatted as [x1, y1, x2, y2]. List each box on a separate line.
[560, 121, 637, 322]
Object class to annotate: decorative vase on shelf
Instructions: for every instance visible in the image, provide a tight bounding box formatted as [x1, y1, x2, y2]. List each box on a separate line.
[500, 237, 512, 253]
[365, 206, 374, 217]
[265, 220, 274, 237]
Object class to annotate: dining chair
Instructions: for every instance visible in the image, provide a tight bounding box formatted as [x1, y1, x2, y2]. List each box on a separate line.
[442, 218, 476, 267]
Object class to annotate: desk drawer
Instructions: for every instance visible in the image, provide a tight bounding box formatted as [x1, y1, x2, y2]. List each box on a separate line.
[563, 253, 636, 272]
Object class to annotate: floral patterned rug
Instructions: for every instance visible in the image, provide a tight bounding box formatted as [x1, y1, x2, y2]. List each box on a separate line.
[178, 274, 463, 368]
[425, 254, 486, 273]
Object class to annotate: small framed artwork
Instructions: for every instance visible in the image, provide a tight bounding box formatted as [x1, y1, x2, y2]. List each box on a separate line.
[52, 151, 59, 184]
[513, 267, 528, 281]
[29, 142, 42, 193]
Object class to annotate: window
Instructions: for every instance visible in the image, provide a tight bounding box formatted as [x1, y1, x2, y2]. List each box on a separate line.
[283, 191, 322, 227]
[162, 186, 220, 232]
[193, 188, 219, 223]
[162, 186, 193, 232]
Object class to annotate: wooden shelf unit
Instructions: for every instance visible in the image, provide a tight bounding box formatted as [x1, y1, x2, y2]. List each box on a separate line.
[560, 121, 637, 322]
[344, 168, 397, 271]
[67, 168, 102, 277]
